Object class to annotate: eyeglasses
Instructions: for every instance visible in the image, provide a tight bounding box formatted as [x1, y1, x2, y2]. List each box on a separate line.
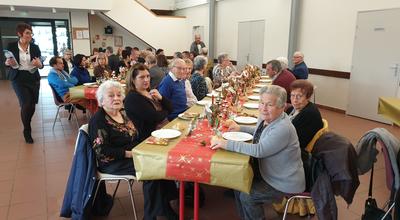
[24, 32, 34, 36]
[290, 93, 304, 99]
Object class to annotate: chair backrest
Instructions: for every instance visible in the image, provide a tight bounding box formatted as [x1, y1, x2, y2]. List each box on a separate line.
[305, 119, 329, 153]
[49, 84, 65, 105]
[378, 140, 395, 191]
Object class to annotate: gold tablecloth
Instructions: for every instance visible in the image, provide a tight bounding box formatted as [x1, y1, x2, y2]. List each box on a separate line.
[69, 85, 88, 100]
[132, 95, 260, 193]
[378, 97, 400, 126]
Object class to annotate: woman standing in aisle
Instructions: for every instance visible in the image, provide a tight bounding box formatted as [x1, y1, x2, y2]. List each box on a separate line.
[4, 23, 43, 143]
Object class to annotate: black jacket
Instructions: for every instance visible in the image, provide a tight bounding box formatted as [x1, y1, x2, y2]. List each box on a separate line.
[311, 132, 360, 220]
[6, 41, 42, 82]
[286, 102, 324, 149]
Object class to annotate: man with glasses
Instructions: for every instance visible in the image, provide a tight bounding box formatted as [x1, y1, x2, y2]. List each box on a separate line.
[158, 58, 188, 120]
[62, 49, 73, 74]
[266, 59, 296, 104]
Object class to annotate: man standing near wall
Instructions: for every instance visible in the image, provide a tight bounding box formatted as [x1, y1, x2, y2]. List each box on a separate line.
[190, 34, 206, 56]
[291, 51, 309, 79]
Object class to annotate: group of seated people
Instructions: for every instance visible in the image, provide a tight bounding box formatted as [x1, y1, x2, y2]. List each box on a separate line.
[59, 43, 320, 219]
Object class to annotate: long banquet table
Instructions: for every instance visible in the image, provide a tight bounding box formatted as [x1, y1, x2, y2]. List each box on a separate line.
[132, 89, 265, 220]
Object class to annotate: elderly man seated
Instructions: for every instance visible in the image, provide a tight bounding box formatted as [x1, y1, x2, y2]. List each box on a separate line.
[211, 85, 305, 220]
[292, 51, 309, 79]
[212, 53, 238, 88]
[266, 59, 296, 103]
[48, 56, 88, 108]
[158, 58, 188, 121]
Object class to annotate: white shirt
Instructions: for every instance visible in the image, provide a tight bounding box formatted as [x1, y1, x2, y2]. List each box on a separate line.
[185, 79, 198, 107]
[18, 43, 36, 72]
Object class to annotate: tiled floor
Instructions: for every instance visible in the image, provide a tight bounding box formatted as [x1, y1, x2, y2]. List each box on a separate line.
[0, 79, 399, 220]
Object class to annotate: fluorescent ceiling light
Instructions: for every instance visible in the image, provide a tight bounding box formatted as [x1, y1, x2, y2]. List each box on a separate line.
[10, 6, 15, 11]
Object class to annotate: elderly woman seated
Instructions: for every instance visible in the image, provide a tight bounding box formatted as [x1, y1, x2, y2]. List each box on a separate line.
[212, 53, 238, 88]
[190, 55, 208, 101]
[210, 85, 305, 220]
[286, 80, 323, 149]
[93, 52, 112, 79]
[89, 81, 139, 175]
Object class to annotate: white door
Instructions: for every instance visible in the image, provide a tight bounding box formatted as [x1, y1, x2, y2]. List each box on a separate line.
[237, 20, 265, 70]
[347, 8, 400, 123]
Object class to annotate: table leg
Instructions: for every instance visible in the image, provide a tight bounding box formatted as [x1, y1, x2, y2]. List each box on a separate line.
[179, 181, 185, 220]
[194, 182, 199, 220]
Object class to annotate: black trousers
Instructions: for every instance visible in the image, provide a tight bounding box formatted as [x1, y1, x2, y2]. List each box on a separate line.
[12, 80, 40, 132]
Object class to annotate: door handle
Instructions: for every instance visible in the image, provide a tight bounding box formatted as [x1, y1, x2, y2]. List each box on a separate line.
[390, 64, 399, 77]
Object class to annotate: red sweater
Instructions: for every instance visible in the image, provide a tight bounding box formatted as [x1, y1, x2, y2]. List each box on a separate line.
[272, 69, 296, 103]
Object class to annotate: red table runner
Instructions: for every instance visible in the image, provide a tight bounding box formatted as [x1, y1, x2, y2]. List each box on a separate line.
[166, 120, 216, 183]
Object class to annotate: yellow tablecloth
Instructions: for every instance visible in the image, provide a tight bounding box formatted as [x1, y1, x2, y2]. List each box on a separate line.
[378, 97, 400, 126]
[69, 85, 87, 99]
[132, 95, 260, 193]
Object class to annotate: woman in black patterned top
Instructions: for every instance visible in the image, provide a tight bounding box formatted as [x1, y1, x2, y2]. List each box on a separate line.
[190, 55, 208, 101]
[89, 80, 139, 175]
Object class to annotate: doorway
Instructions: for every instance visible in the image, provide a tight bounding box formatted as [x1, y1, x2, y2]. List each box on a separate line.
[237, 20, 265, 70]
[0, 18, 71, 78]
[347, 8, 400, 123]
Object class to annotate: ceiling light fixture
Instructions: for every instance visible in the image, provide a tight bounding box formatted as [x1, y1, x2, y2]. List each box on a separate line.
[10, 5, 15, 11]
[90, 10, 95, 15]
[52, 8, 56, 13]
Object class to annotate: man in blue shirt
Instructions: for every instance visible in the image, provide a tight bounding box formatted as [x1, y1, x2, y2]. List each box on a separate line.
[292, 51, 309, 79]
[158, 58, 188, 120]
[48, 56, 78, 100]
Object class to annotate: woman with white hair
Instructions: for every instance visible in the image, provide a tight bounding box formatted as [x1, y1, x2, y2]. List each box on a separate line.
[211, 85, 305, 220]
[89, 80, 139, 175]
[212, 53, 237, 88]
[190, 55, 208, 100]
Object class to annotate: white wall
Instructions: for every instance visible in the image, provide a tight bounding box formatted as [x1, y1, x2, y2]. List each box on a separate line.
[70, 11, 91, 55]
[88, 14, 151, 51]
[175, 0, 291, 63]
[298, 0, 400, 110]
[105, 0, 188, 55]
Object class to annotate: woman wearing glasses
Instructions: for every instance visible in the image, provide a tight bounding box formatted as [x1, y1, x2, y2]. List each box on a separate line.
[4, 23, 43, 143]
[286, 80, 323, 149]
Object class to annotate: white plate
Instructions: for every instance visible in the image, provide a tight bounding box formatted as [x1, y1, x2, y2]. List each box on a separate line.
[261, 75, 270, 79]
[83, 82, 97, 86]
[206, 91, 220, 97]
[234, 116, 258, 124]
[215, 87, 222, 92]
[252, 88, 260, 93]
[243, 103, 259, 109]
[151, 129, 181, 139]
[255, 84, 267, 88]
[178, 113, 190, 120]
[259, 79, 272, 83]
[223, 132, 253, 142]
[196, 100, 211, 106]
[178, 113, 198, 120]
[248, 95, 260, 100]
